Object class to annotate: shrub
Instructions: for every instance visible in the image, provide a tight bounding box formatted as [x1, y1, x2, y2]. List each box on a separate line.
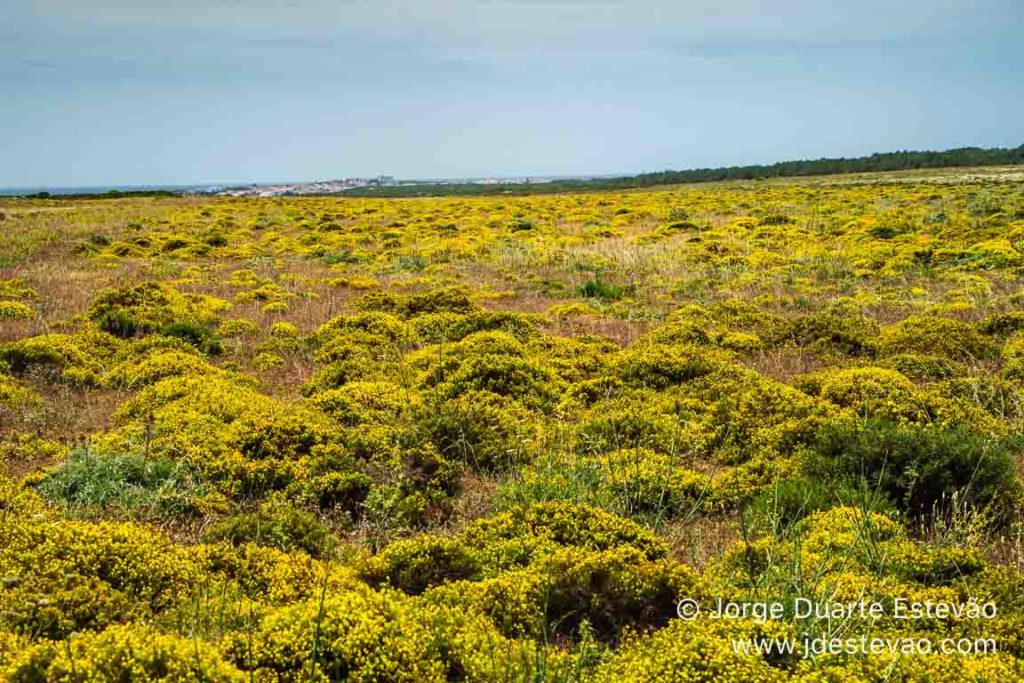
[590, 617, 792, 682]
[421, 390, 535, 470]
[269, 321, 299, 337]
[796, 366, 927, 422]
[252, 351, 285, 370]
[934, 376, 1024, 421]
[501, 449, 709, 522]
[354, 286, 479, 318]
[311, 381, 419, 427]
[160, 320, 224, 354]
[808, 419, 1020, 522]
[527, 334, 615, 383]
[645, 320, 712, 346]
[776, 311, 878, 356]
[316, 311, 416, 348]
[536, 546, 693, 641]
[436, 353, 565, 409]
[695, 370, 834, 464]
[361, 536, 483, 595]
[0, 517, 199, 637]
[0, 374, 38, 406]
[880, 353, 965, 380]
[1001, 331, 1024, 379]
[980, 311, 1024, 336]
[262, 301, 289, 314]
[6, 624, 246, 681]
[617, 345, 722, 389]
[226, 405, 340, 462]
[0, 301, 34, 321]
[796, 366, 993, 430]
[203, 501, 337, 559]
[759, 213, 795, 225]
[106, 349, 222, 388]
[744, 473, 893, 533]
[577, 278, 627, 300]
[88, 281, 225, 337]
[225, 588, 544, 683]
[879, 315, 993, 360]
[0, 278, 37, 300]
[694, 299, 785, 336]
[409, 311, 542, 344]
[0, 333, 106, 386]
[462, 501, 669, 564]
[217, 317, 260, 337]
[596, 448, 710, 517]
[576, 392, 684, 455]
[97, 308, 139, 337]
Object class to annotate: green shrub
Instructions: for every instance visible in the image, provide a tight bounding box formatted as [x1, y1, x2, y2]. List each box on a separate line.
[980, 311, 1024, 336]
[759, 213, 795, 225]
[808, 420, 1020, 523]
[500, 449, 710, 522]
[745, 474, 894, 533]
[577, 278, 627, 300]
[203, 502, 336, 559]
[97, 309, 138, 338]
[160, 320, 224, 355]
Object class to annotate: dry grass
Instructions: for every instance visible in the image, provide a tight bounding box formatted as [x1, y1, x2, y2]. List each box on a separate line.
[662, 515, 741, 569]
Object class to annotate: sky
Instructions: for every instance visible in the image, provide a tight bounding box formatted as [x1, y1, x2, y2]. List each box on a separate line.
[2, 1, 1023, 188]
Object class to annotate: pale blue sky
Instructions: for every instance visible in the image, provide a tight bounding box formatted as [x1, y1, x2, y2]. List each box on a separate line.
[3, 1, 1023, 187]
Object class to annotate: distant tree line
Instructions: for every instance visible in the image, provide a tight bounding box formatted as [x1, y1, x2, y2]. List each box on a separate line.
[346, 144, 1024, 197]
[622, 145, 1024, 185]
[22, 189, 178, 199]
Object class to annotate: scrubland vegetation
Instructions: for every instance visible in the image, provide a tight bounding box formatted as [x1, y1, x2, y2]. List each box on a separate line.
[2, 171, 1024, 680]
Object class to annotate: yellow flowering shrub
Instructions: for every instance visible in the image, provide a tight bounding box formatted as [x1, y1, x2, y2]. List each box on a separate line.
[4, 175, 1024, 680]
[878, 315, 993, 360]
[0, 300, 34, 321]
[0, 514, 200, 637]
[88, 280, 229, 337]
[217, 317, 261, 337]
[0, 332, 110, 386]
[5, 623, 247, 681]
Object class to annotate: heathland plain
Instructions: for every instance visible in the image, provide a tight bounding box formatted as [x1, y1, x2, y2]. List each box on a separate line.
[2, 170, 1024, 680]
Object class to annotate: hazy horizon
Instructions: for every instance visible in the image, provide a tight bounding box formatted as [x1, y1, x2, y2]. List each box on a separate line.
[4, 1, 1023, 187]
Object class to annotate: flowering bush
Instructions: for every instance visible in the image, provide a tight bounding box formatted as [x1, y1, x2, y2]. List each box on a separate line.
[4, 175, 1024, 680]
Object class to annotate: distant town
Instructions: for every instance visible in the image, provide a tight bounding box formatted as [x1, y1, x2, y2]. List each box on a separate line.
[213, 175, 557, 197]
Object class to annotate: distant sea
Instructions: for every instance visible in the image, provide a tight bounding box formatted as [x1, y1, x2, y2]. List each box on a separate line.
[0, 184, 227, 197]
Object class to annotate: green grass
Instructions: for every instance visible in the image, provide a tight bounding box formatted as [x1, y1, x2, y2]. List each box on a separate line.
[35, 447, 214, 519]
